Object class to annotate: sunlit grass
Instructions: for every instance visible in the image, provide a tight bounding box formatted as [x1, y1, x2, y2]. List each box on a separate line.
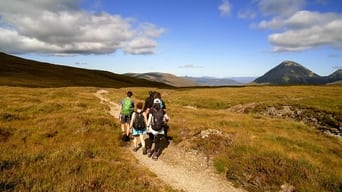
[0, 86, 177, 191]
[1, 85, 341, 191]
[119, 85, 341, 192]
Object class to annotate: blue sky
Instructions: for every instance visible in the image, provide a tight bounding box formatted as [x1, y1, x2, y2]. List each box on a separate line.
[0, 0, 341, 77]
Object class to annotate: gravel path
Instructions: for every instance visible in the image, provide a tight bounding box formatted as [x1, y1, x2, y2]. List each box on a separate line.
[95, 89, 245, 192]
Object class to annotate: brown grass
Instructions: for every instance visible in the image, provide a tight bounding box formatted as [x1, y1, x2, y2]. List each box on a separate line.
[1, 85, 341, 192]
[0, 86, 177, 192]
[118, 85, 341, 192]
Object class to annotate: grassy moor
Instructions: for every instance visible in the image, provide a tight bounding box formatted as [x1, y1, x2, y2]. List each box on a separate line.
[0, 87, 177, 191]
[1, 0, 342, 191]
[1, 50, 341, 192]
[1, 85, 341, 191]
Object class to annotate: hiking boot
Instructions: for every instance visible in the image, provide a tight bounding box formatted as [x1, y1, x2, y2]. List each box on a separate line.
[142, 147, 147, 155]
[123, 135, 130, 142]
[147, 149, 152, 158]
[152, 152, 158, 160]
[121, 134, 126, 142]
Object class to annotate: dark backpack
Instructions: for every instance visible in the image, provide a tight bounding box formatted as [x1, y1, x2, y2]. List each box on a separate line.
[133, 112, 145, 130]
[144, 93, 155, 111]
[153, 98, 164, 109]
[151, 108, 164, 131]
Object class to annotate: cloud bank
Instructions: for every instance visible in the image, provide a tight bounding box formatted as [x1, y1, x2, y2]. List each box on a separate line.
[258, 0, 306, 17]
[0, 0, 165, 55]
[254, 0, 342, 52]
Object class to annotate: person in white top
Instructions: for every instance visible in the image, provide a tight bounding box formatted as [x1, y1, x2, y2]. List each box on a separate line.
[146, 102, 169, 160]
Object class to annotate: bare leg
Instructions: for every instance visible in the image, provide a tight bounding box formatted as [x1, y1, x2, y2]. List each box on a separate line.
[121, 123, 125, 133]
[133, 136, 138, 147]
[125, 123, 130, 136]
[139, 134, 145, 148]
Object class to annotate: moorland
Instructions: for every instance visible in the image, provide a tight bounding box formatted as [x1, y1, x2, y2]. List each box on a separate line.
[1, 52, 341, 191]
[1, 85, 341, 191]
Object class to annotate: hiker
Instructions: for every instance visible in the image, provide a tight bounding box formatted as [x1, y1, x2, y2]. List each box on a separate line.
[153, 92, 170, 140]
[143, 90, 155, 115]
[146, 101, 169, 160]
[130, 102, 147, 154]
[153, 92, 167, 112]
[120, 91, 134, 142]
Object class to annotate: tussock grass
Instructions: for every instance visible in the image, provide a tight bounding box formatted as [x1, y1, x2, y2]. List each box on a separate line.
[0, 87, 177, 192]
[120, 85, 341, 192]
[1, 85, 341, 192]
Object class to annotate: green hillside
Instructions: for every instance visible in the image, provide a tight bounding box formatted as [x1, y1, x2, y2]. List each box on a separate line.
[0, 52, 172, 88]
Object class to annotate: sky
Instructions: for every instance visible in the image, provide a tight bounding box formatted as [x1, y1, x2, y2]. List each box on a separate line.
[0, 0, 341, 78]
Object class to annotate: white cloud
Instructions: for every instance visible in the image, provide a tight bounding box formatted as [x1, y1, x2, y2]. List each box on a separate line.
[266, 11, 342, 52]
[253, 1, 342, 52]
[137, 23, 166, 38]
[258, 0, 306, 17]
[218, 0, 232, 16]
[0, 0, 165, 55]
[124, 37, 157, 55]
[238, 9, 257, 19]
[285, 10, 338, 29]
[178, 64, 203, 68]
[257, 17, 284, 29]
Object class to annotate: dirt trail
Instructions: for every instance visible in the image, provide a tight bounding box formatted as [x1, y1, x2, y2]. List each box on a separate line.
[94, 89, 245, 192]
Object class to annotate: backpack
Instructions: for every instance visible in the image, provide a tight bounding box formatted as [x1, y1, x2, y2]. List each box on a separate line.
[144, 93, 155, 111]
[133, 112, 145, 130]
[121, 97, 133, 116]
[153, 98, 164, 109]
[151, 108, 164, 131]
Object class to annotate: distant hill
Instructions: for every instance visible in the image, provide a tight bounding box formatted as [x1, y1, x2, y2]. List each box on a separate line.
[184, 76, 243, 86]
[253, 61, 342, 85]
[230, 77, 256, 84]
[0, 52, 172, 88]
[124, 73, 251, 87]
[124, 72, 199, 87]
[327, 69, 342, 83]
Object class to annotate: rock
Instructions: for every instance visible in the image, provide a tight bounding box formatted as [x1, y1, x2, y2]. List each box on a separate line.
[279, 183, 295, 192]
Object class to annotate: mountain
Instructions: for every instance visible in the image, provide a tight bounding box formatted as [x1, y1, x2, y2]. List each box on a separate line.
[124, 72, 199, 87]
[0, 52, 172, 88]
[253, 61, 341, 85]
[327, 69, 342, 83]
[124, 73, 250, 87]
[184, 76, 243, 86]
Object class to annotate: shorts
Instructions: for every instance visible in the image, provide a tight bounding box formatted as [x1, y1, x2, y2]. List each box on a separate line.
[132, 127, 147, 136]
[120, 114, 131, 124]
